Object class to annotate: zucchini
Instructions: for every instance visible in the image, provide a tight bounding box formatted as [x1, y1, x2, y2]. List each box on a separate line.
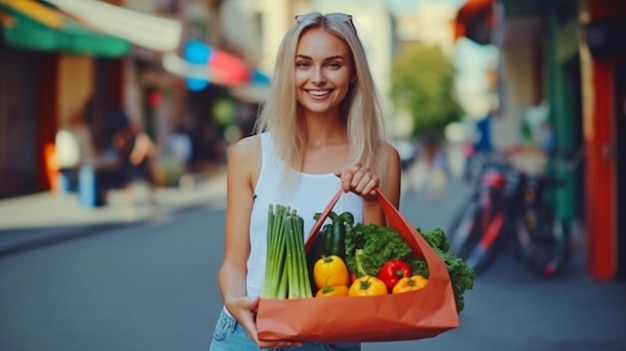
[306, 222, 333, 292]
[329, 221, 346, 260]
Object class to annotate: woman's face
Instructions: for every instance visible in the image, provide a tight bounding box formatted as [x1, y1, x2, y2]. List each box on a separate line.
[294, 27, 355, 117]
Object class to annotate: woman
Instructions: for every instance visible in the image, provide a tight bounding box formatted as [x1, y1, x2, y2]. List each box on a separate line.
[210, 12, 401, 351]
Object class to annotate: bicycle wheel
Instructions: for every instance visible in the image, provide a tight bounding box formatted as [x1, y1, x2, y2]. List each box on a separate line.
[516, 206, 574, 277]
[448, 198, 482, 261]
[463, 211, 506, 275]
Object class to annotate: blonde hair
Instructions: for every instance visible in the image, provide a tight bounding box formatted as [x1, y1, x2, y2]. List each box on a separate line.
[254, 13, 387, 182]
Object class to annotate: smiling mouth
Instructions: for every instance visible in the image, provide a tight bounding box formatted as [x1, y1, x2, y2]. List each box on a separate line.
[306, 89, 331, 97]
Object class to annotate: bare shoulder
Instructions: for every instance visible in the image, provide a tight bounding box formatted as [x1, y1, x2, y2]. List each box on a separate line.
[228, 134, 261, 163]
[381, 141, 401, 163]
[227, 135, 262, 183]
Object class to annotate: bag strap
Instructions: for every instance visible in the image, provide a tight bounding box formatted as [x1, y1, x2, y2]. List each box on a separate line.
[304, 188, 344, 252]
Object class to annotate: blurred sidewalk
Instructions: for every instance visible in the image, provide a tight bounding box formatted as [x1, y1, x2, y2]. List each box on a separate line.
[0, 170, 227, 258]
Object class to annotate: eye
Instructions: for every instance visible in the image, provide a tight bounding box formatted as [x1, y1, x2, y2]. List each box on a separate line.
[327, 62, 342, 70]
[296, 61, 310, 69]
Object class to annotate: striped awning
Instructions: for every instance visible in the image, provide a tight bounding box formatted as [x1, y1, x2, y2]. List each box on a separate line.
[0, 0, 130, 57]
[43, 0, 182, 52]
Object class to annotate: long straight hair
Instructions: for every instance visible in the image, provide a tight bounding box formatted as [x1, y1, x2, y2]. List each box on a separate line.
[254, 13, 387, 184]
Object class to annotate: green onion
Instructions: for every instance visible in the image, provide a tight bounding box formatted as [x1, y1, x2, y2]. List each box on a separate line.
[261, 205, 312, 299]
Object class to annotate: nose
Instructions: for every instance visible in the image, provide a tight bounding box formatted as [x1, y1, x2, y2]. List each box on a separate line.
[311, 67, 326, 85]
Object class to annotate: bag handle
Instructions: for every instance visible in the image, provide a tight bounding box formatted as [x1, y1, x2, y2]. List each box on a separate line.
[304, 188, 344, 252]
[304, 187, 449, 285]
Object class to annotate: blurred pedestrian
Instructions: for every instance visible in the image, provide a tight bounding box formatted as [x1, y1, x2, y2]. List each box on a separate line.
[55, 111, 95, 193]
[167, 126, 194, 189]
[209, 12, 401, 351]
[112, 123, 159, 216]
[412, 134, 448, 199]
[463, 113, 494, 180]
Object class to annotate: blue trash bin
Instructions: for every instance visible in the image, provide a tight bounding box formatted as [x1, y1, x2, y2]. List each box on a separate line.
[78, 166, 106, 208]
[58, 168, 78, 194]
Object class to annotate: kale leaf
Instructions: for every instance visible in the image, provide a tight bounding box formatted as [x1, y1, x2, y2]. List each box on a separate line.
[345, 223, 425, 277]
[421, 227, 476, 312]
[344, 223, 476, 313]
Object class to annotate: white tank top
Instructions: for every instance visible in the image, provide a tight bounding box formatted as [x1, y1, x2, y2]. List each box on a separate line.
[245, 132, 364, 299]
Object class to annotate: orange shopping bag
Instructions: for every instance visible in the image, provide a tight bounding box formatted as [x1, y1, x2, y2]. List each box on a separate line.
[256, 188, 460, 343]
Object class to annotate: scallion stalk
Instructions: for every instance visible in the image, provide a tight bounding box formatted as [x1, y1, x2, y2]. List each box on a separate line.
[262, 204, 312, 299]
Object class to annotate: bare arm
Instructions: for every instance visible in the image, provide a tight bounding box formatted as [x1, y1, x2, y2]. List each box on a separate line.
[217, 136, 300, 349]
[218, 138, 254, 310]
[337, 142, 402, 225]
[362, 143, 402, 225]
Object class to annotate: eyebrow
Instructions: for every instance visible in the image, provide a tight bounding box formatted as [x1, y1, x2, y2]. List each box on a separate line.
[295, 54, 347, 61]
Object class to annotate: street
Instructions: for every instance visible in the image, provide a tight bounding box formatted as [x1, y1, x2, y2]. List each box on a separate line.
[1, 179, 626, 351]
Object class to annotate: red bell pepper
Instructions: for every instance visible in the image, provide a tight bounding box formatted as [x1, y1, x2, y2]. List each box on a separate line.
[377, 259, 412, 291]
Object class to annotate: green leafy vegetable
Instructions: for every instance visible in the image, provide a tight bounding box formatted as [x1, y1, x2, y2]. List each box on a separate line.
[345, 223, 426, 278]
[344, 220, 475, 313]
[420, 227, 476, 313]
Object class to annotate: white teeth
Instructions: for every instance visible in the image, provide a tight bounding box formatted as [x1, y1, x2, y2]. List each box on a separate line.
[308, 90, 330, 96]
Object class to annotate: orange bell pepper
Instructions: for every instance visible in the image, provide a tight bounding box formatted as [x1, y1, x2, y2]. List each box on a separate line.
[316, 285, 349, 297]
[391, 274, 428, 294]
[348, 276, 388, 297]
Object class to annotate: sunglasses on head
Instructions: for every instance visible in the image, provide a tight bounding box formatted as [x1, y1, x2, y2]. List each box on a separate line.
[294, 12, 357, 33]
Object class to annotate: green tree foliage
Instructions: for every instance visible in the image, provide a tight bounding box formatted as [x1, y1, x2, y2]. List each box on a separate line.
[391, 44, 463, 137]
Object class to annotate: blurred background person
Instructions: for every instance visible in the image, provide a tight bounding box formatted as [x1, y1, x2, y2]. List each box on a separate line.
[167, 126, 195, 189]
[55, 111, 95, 194]
[112, 123, 159, 216]
[414, 134, 448, 199]
[462, 112, 494, 180]
[403, 133, 449, 199]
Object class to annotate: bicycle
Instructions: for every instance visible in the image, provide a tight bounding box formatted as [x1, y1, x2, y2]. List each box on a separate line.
[447, 149, 581, 277]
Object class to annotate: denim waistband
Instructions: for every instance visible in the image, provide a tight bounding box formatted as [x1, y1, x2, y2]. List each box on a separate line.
[219, 308, 238, 333]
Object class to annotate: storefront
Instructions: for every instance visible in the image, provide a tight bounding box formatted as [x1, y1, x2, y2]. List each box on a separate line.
[453, 0, 626, 280]
[0, 0, 130, 197]
[580, 0, 626, 279]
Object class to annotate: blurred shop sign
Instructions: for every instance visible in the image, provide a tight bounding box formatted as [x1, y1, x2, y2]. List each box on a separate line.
[162, 39, 270, 92]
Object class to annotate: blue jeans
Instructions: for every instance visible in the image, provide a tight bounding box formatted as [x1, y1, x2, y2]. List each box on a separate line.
[209, 310, 360, 351]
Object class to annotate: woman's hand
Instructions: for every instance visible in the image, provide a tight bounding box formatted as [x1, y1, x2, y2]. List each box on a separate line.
[225, 297, 303, 349]
[336, 164, 379, 202]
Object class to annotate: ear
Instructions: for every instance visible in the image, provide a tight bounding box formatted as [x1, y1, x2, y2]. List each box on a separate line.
[350, 74, 357, 84]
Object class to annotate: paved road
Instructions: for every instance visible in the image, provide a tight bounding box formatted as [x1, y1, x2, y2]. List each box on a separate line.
[0, 207, 221, 351]
[1, 179, 625, 351]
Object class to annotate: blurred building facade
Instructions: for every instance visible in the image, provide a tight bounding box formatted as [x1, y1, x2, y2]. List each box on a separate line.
[0, 0, 271, 197]
[454, 0, 626, 280]
[0, 0, 137, 198]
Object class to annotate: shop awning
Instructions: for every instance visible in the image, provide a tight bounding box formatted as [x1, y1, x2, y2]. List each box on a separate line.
[454, 0, 495, 45]
[0, 0, 130, 57]
[43, 0, 182, 52]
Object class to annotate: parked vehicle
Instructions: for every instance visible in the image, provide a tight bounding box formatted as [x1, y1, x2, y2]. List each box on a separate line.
[447, 151, 577, 277]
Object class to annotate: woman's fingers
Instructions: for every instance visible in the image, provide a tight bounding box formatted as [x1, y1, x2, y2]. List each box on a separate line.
[354, 172, 378, 193]
[226, 298, 257, 342]
[256, 339, 304, 349]
[336, 165, 379, 197]
[337, 169, 353, 192]
[231, 297, 303, 349]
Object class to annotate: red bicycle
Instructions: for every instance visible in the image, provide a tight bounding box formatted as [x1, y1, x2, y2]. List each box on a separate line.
[448, 152, 578, 277]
